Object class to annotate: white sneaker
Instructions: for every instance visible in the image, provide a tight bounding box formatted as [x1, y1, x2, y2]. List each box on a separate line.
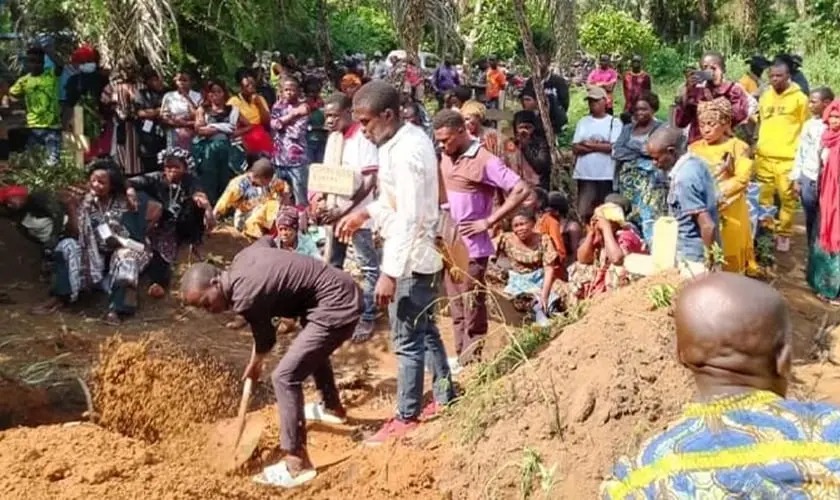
[776, 236, 790, 253]
[447, 356, 464, 376]
[303, 402, 346, 424]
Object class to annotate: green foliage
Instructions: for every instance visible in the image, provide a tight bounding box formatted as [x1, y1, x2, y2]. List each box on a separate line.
[579, 6, 658, 60]
[646, 45, 687, 81]
[329, 5, 397, 55]
[1, 149, 86, 193]
[648, 284, 676, 310]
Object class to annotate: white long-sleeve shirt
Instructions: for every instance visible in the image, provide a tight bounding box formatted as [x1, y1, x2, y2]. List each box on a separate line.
[790, 117, 826, 182]
[366, 123, 442, 278]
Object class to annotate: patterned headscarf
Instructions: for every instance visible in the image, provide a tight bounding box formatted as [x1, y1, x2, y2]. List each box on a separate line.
[157, 147, 196, 171]
[697, 97, 733, 126]
[274, 206, 299, 230]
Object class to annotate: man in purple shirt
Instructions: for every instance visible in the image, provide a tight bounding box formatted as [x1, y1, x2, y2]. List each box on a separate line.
[433, 110, 531, 366]
[433, 59, 461, 110]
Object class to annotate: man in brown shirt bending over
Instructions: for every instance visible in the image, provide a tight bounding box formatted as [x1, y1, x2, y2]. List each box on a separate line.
[180, 237, 362, 488]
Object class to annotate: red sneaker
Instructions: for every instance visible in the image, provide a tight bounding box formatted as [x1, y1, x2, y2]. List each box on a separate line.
[419, 401, 444, 422]
[364, 418, 418, 447]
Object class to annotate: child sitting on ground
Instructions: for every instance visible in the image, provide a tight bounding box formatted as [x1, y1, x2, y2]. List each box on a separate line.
[547, 191, 582, 271]
[604, 193, 645, 250]
[532, 187, 568, 280]
[213, 157, 288, 233]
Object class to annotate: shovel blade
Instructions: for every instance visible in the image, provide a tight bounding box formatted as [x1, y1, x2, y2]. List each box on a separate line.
[208, 413, 267, 472]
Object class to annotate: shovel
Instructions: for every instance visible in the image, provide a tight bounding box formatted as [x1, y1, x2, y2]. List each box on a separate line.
[208, 377, 266, 472]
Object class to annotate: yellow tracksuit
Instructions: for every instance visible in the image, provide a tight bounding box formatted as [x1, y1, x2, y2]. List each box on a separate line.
[755, 83, 809, 236]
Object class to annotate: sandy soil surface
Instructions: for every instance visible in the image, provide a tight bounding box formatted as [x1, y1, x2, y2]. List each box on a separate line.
[0, 212, 838, 499]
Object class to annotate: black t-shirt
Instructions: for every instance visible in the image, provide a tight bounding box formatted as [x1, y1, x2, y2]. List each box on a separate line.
[523, 74, 569, 133]
[128, 171, 203, 219]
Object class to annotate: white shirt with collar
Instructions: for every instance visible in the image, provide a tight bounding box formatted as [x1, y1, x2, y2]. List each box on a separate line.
[791, 117, 826, 182]
[366, 122, 442, 278]
[339, 123, 380, 228]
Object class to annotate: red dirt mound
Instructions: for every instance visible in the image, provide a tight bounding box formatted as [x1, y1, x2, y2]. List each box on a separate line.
[436, 272, 693, 498]
[90, 335, 240, 442]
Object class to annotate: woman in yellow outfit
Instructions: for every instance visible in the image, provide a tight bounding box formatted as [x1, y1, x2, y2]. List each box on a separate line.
[688, 98, 755, 273]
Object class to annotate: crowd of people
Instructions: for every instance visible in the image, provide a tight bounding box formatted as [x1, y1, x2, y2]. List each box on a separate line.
[2, 38, 840, 493]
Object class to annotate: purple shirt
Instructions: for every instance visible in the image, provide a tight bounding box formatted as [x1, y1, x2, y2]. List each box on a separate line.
[270, 100, 309, 167]
[440, 141, 521, 258]
[434, 65, 460, 92]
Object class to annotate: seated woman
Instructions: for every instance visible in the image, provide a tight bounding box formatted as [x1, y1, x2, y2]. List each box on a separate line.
[192, 79, 248, 204]
[273, 206, 320, 259]
[613, 91, 666, 245]
[495, 207, 563, 326]
[213, 156, 287, 233]
[687, 97, 754, 273]
[128, 147, 214, 298]
[532, 187, 568, 280]
[548, 191, 582, 270]
[567, 202, 644, 303]
[33, 158, 160, 324]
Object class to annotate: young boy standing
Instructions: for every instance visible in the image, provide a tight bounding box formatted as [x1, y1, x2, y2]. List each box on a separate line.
[791, 87, 835, 246]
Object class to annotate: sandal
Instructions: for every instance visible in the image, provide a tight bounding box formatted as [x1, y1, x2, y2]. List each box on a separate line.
[225, 315, 248, 329]
[252, 461, 317, 488]
[104, 311, 121, 325]
[31, 298, 62, 316]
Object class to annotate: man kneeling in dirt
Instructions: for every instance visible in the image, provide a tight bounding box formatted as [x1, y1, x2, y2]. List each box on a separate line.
[601, 272, 840, 498]
[180, 237, 363, 488]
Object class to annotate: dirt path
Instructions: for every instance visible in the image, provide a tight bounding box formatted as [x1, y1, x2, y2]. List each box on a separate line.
[1, 211, 839, 499]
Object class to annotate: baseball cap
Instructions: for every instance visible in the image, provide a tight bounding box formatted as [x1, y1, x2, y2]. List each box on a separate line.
[585, 86, 607, 101]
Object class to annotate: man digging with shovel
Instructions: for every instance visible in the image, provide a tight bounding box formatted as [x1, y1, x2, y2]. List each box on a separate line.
[180, 237, 363, 488]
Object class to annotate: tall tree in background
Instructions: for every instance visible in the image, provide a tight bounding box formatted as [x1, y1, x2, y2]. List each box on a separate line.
[739, 0, 759, 47]
[551, 0, 577, 70]
[512, 0, 562, 172]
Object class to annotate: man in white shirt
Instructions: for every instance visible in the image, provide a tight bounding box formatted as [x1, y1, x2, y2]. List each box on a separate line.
[572, 86, 622, 224]
[337, 81, 455, 445]
[318, 92, 381, 341]
[791, 87, 834, 246]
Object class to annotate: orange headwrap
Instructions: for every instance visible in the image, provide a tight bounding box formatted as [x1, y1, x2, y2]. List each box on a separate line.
[0, 185, 28, 203]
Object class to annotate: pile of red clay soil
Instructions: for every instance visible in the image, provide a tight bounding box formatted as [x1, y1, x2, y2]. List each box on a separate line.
[90, 335, 240, 442]
[0, 375, 54, 429]
[435, 272, 693, 498]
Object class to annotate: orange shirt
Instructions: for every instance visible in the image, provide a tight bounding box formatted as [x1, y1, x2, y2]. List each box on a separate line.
[536, 212, 567, 279]
[486, 68, 507, 99]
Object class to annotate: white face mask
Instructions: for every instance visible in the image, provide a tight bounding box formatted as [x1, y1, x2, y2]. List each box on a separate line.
[79, 63, 97, 74]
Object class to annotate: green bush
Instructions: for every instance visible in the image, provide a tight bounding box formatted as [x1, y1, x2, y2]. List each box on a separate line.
[578, 6, 658, 60]
[647, 45, 686, 81]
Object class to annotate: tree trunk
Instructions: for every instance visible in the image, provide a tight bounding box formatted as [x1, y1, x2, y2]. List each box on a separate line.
[740, 0, 758, 49]
[512, 0, 562, 177]
[315, 0, 333, 66]
[461, 0, 484, 80]
[398, 0, 426, 64]
[795, 0, 806, 19]
[552, 0, 577, 72]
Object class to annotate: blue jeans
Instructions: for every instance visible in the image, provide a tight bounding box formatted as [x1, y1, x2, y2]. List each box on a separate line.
[800, 175, 818, 246]
[328, 228, 379, 322]
[28, 128, 61, 166]
[276, 164, 309, 206]
[390, 272, 455, 420]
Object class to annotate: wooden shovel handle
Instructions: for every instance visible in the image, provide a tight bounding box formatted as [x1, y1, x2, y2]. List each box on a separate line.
[233, 377, 253, 444]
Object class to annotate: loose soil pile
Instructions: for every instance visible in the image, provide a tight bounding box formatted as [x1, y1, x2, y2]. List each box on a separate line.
[91, 335, 240, 442]
[436, 273, 693, 498]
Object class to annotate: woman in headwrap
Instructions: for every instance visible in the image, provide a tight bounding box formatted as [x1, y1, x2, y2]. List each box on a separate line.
[807, 100, 840, 304]
[567, 201, 644, 304]
[688, 97, 755, 273]
[127, 147, 213, 298]
[460, 100, 502, 157]
[613, 91, 666, 245]
[274, 205, 320, 259]
[509, 110, 551, 190]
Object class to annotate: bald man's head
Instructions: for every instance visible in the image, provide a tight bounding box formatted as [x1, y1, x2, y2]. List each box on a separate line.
[675, 272, 792, 397]
[646, 126, 686, 172]
[179, 262, 228, 313]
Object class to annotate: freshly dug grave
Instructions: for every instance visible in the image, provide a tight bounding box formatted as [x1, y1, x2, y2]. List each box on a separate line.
[436, 273, 693, 499]
[90, 335, 240, 442]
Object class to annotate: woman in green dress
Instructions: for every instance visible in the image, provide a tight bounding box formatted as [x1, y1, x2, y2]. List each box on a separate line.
[192, 79, 248, 204]
[613, 91, 665, 245]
